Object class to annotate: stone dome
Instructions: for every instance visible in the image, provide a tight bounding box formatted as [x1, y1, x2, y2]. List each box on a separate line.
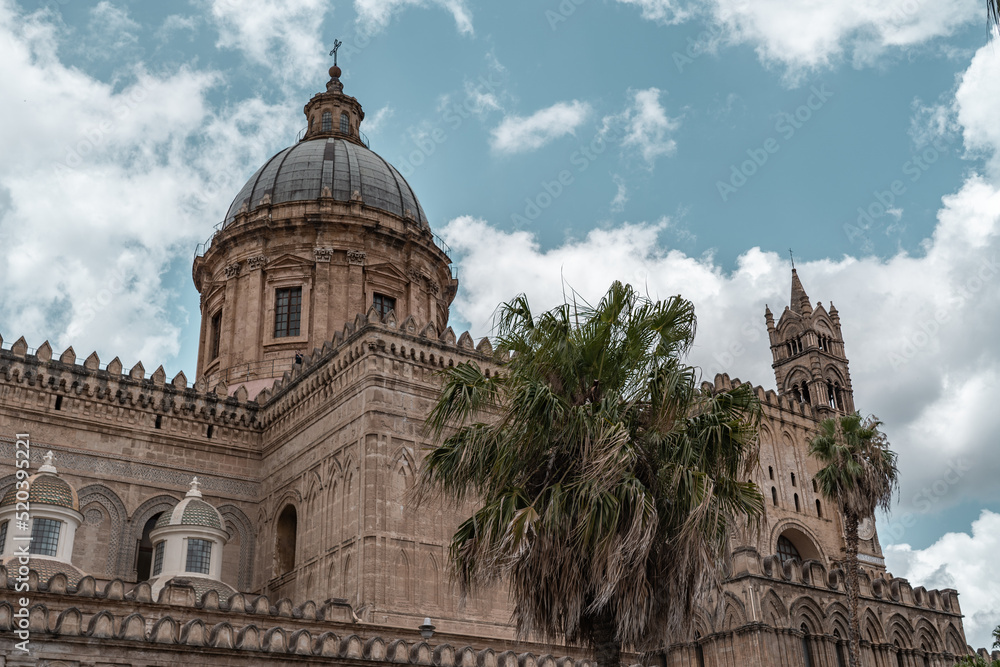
[155, 478, 225, 531]
[0, 452, 78, 511]
[224, 137, 429, 229]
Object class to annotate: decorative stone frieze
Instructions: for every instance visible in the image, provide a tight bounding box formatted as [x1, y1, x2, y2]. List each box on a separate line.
[314, 247, 334, 263]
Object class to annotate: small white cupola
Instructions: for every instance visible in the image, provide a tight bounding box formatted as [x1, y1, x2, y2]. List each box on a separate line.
[146, 477, 233, 600]
[0, 451, 83, 568]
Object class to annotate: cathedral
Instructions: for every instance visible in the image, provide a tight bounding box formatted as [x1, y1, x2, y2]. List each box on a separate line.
[0, 64, 975, 666]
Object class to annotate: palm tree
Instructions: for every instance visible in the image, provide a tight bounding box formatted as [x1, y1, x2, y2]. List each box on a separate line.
[419, 282, 764, 667]
[809, 413, 899, 667]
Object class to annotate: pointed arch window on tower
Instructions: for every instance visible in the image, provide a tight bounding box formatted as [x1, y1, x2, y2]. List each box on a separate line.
[801, 383, 811, 404]
[275, 504, 297, 576]
[827, 380, 838, 409]
[791, 472, 796, 487]
[340, 112, 349, 134]
[801, 624, 814, 667]
[794, 493, 800, 512]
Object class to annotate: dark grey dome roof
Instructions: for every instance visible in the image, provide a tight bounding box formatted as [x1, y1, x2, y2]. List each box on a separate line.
[225, 137, 428, 228]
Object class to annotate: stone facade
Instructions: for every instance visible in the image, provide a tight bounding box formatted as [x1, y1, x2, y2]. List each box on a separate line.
[0, 67, 978, 666]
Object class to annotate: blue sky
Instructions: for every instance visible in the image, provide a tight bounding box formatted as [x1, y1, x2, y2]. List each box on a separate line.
[1, 0, 999, 649]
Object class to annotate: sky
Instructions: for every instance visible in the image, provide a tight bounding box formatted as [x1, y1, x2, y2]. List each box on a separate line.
[0, 0, 998, 650]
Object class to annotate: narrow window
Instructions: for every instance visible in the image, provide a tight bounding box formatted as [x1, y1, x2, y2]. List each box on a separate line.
[812, 479, 818, 493]
[276, 505, 298, 575]
[155, 414, 162, 430]
[834, 630, 847, 667]
[695, 637, 705, 667]
[801, 384, 811, 404]
[186, 538, 212, 575]
[794, 493, 800, 512]
[135, 513, 163, 581]
[771, 487, 778, 506]
[322, 111, 332, 131]
[54, 395, 63, 411]
[895, 643, 904, 667]
[828, 380, 838, 409]
[340, 112, 349, 134]
[0, 520, 7, 553]
[210, 310, 222, 360]
[791, 472, 796, 487]
[373, 293, 396, 320]
[802, 625, 814, 667]
[791, 386, 802, 403]
[206, 424, 214, 439]
[768, 466, 774, 480]
[274, 287, 302, 338]
[777, 535, 800, 563]
[29, 518, 61, 556]
[816, 499, 822, 518]
[152, 541, 165, 576]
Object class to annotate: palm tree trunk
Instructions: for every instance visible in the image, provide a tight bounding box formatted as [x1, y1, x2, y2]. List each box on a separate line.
[592, 611, 622, 667]
[844, 511, 862, 667]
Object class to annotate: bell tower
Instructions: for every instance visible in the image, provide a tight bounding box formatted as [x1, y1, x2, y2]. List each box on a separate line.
[764, 269, 854, 414]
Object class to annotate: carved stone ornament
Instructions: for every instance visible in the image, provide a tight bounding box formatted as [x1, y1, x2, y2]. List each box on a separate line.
[247, 255, 268, 270]
[314, 247, 334, 263]
[347, 250, 367, 266]
[427, 281, 440, 295]
[224, 262, 243, 279]
[408, 269, 423, 283]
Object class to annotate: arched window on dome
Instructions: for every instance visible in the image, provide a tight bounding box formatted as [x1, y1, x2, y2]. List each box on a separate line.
[186, 538, 213, 575]
[340, 112, 349, 134]
[30, 518, 61, 556]
[136, 513, 163, 581]
[322, 111, 332, 132]
[152, 540, 165, 576]
[276, 504, 297, 575]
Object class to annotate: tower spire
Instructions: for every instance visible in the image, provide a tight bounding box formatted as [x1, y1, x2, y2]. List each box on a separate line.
[790, 268, 810, 315]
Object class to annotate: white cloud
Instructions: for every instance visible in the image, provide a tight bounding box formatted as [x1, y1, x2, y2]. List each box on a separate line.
[490, 101, 592, 154]
[616, 0, 692, 24]
[617, 0, 981, 78]
[87, 2, 140, 54]
[606, 87, 681, 165]
[0, 1, 298, 371]
[955, 41, 1000, 173]
[363, 105, 394, 135]
[611, 175, 628, 212]
[884, 510, 1000, 651]
[439, 156, 1000, 532]
[354, 0, 473, 35]
[209, 0, 328, 85]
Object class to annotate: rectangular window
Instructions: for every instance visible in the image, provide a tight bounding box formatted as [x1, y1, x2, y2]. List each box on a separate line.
[340, 113, 349, 134]
[210, 310, 222, 360]
[274, 287, 302, 338]
[0, 520, 7, 553]
[373, 293, 396, 319]
[152, 541, 165, 576]
[185, 538, 212, 575]
[322, 111, 332, 132]
[30, 518, 61, 556]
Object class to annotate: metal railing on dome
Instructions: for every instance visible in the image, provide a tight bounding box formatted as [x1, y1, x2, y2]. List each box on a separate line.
[295, 126, 370, 148]
[194, 221, 226, 259]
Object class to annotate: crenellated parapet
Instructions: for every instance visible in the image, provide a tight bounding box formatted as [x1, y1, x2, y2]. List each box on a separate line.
[253, 308, 496, 432]
[0, 334, 262, 443]
[0, 563, 594, 666]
